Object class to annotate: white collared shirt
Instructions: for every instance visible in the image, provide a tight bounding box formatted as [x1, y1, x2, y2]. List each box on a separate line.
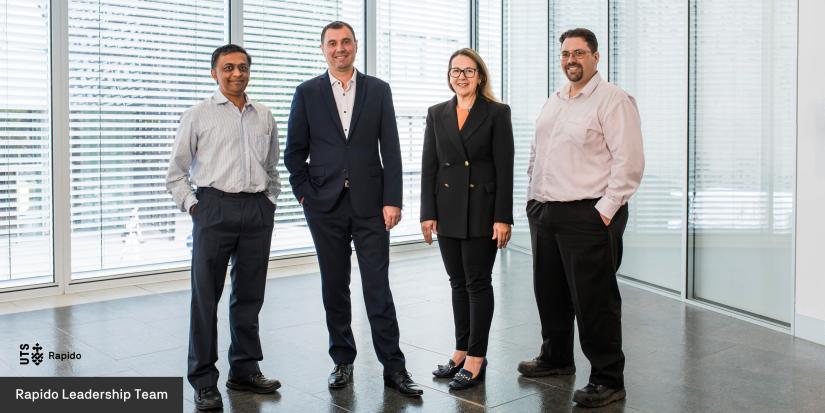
[329, 69, 357, 136]
[166, 90, 281, 212]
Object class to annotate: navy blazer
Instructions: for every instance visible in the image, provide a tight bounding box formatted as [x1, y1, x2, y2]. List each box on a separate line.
[285, 71, 403, 217]
[419, 96, 514, 238]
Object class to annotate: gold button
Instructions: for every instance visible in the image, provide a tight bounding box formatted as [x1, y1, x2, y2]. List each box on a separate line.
[443, 183, 449, 188]
[464, 161, 469, 167]
[469, 184, 475, 188]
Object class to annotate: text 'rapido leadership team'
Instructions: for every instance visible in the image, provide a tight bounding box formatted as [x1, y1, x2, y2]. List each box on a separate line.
[165, 21, 644, 411]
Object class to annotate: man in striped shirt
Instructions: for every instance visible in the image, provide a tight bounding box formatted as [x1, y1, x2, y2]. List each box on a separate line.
[166, 44, 281, 411]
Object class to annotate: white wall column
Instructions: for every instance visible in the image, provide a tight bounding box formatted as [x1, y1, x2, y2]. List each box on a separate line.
[794, 0, 825, 345]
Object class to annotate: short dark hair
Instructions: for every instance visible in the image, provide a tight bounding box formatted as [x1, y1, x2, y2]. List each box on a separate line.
[321, 21, 357, 44]
[559, 28, 598, 53]
[211, 44, 251, 69]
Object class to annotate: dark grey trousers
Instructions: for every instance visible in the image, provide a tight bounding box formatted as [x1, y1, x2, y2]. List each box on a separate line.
[187, 187, 275, 390]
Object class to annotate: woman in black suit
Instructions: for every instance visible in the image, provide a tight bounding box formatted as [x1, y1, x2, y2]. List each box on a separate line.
[420, 48, 514, 390]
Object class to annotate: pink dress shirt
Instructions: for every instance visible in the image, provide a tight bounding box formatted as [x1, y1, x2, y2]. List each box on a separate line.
[527, 72, 645, 219]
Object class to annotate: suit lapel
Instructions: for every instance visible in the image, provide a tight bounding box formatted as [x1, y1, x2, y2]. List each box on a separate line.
[320, 72, 346, 140]
[346, 71, 367, 141]
[441, 97, 468, 159]
[459, 97, 488, 144]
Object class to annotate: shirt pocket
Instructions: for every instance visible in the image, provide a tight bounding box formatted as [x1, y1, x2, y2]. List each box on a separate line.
[250, 133, 271, 162]
[559, 118, 590, 145]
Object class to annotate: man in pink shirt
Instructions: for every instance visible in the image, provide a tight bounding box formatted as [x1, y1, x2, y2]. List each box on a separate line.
[517, 28, 644, 408]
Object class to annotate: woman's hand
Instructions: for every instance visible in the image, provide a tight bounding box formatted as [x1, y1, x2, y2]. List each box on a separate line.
[492, 222, 512, 249]
[421, 220, 438, 245]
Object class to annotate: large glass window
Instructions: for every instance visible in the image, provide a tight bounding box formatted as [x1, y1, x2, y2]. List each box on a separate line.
[68, 0, 227, 278]
[610, 0, 687, 292]
[376, 0, 470, 239]
[689, 0, 796, 323]
[549, 0, 607, 92]
[0, 0, 52, 288]
[509, 0, 608, 251]
[503, 0, 548, 250]
[478, 0, 503, 100]
[243, 0, 363, 254]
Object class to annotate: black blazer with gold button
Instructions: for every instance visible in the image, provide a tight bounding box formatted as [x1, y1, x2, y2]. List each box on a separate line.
[419, 96, 514, 239]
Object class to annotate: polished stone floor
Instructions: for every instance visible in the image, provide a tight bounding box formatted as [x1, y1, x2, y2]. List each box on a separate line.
[2, 247, 825, 412]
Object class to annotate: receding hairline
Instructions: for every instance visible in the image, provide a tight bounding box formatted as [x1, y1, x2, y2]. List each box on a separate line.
[321, 22, 357, 44]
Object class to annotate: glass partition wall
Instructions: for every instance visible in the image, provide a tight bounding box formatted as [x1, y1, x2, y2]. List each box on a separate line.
[688, 0, 796, 324]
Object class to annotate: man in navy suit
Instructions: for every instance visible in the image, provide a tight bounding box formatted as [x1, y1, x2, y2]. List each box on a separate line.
[284, 21, 422, 397]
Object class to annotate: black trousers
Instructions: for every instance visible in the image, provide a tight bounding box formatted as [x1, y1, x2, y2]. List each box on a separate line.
[437, 235, 497, 357]
[303, 190, 406, 375]
[527, 198, 628, 389]
[187, 187, 275, 390]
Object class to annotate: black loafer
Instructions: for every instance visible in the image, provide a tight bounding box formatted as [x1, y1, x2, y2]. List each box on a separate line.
[328, 364, 354, 389]
[433, 357, 465, 378]
[448, 358, 487, 390]
[194, 386, 223, 411]
[226, 372, 281, 394]
[517, 357, 576, 377]
[384, 370, 423, 397]
[573, 382, 626, 407]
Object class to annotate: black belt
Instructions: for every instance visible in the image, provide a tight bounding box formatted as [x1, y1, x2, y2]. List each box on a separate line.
[197, 187, 263, 198]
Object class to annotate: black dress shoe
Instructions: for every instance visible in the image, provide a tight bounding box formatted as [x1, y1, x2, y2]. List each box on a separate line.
[194, 386, 223, 411]
[225, 372, 281, 394]
[432, 357, 465, 378]
[383, 370, 423, 397]
[448, 358, 487, 390]
[328, 364, 354, 389]
[573, 383, 626, 407]
[517, 357, 576, 377]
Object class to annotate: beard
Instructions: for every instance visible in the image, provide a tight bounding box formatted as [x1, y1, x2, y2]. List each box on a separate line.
[564, 63, 583, 82]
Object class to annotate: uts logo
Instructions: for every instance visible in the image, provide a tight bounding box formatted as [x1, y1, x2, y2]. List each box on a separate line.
[19, 343, 81, 366]
[19, 343, 44, 366]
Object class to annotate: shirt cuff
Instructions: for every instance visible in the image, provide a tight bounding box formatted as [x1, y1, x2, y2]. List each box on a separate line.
[183, 193, 198, 213]
[264, 192, 277, 207]
[595, 196, 621, 220]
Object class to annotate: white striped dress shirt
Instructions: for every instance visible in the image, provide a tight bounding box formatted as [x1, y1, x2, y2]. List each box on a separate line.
[166, 90, 281, 212]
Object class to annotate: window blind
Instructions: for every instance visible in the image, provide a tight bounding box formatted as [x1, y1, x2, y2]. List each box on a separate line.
[609, 0, 687, 291]
[243, 0, 362, 253]
[376, 0, 470, 239]
[0, 0, 52, 286]
[68, 0, 227, 277]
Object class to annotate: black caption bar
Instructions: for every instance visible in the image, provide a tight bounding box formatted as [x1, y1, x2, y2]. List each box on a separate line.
[0, 377, 182, 413]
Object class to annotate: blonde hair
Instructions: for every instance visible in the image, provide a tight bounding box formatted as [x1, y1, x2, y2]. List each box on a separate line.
[447, 48, 498, 103]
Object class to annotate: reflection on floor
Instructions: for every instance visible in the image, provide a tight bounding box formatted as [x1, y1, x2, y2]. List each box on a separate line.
[1, 248, 824, 412]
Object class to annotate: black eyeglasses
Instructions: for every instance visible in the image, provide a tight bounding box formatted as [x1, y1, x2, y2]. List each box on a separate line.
[449, 67, 478, 78]
[559, 49, 592, 60]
